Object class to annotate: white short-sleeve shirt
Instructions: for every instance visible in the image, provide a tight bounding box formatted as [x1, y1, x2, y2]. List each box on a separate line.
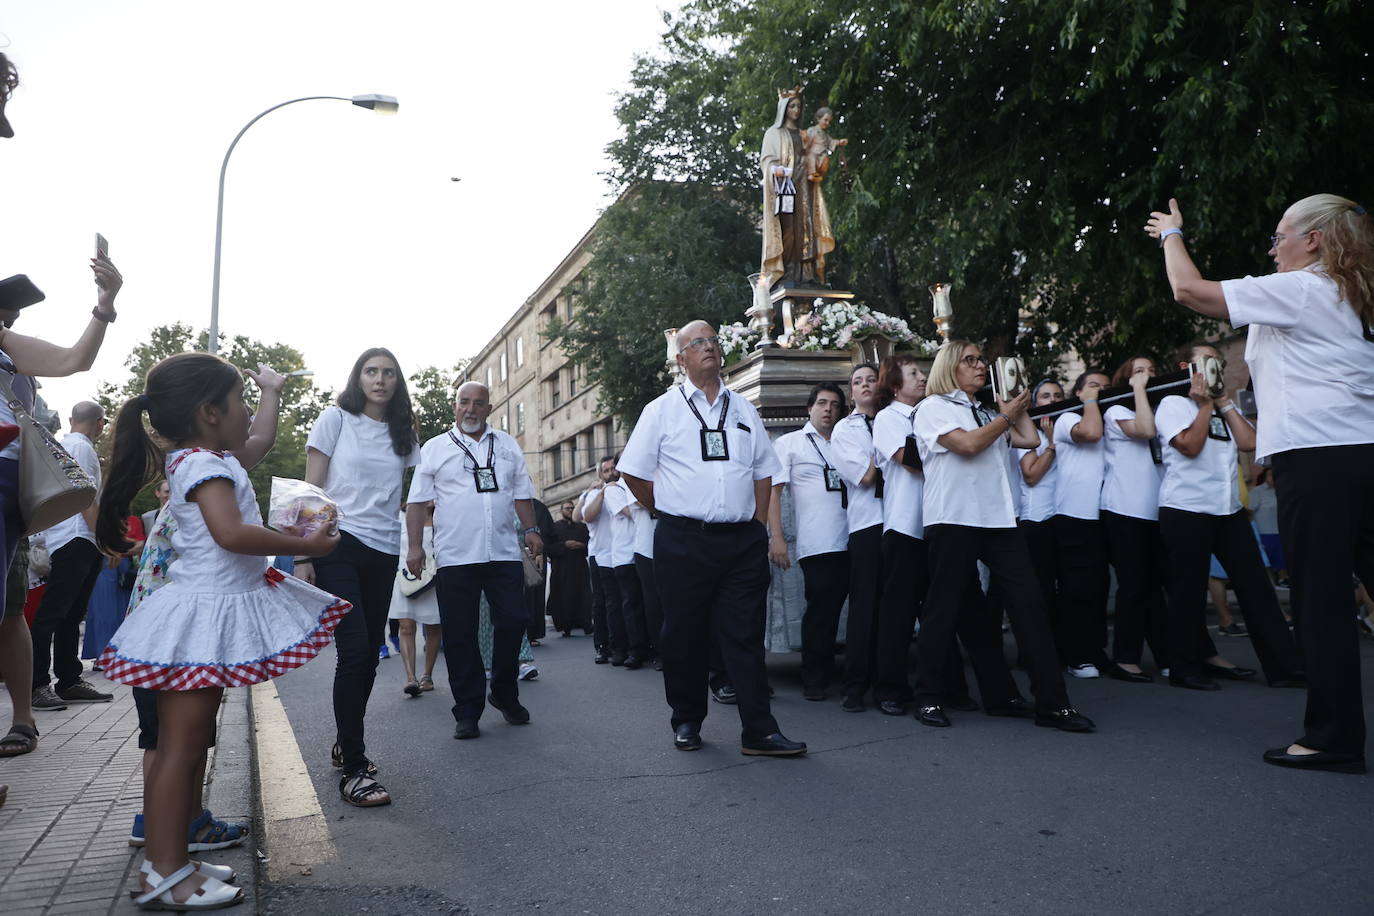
[307, 406, 419, 555]
[1155, 395, 1241, 516]
[1100, 405, 1163, 521]
[1015, 430, 1057, 524]
[914, 392, 1017, 529]
[1222, 265, 1374, 460]
[601, 481, 637, 567]
[773, 422, 849, 559]
[1052, 413, 1105, 521]
[872, 400, 924, 539]
[406, 425, 534, 567]
[617, 378, 779, 524]
[579, 487, 612, 564]
[630, 501, 655, 559]
[829, 411, 884, 534]
[43, 432, 102, 554]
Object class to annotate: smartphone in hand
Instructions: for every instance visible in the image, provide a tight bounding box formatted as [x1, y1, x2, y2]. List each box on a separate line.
[95, 233, 110, 259]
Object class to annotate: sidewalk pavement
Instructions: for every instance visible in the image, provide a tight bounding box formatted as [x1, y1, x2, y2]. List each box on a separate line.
[0, 669, 257, 915]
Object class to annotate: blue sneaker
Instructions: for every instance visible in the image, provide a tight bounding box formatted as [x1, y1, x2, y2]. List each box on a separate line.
[378, 644, 391, 660]
[129, 810, 249, 851]
[389, 634, 402, 655]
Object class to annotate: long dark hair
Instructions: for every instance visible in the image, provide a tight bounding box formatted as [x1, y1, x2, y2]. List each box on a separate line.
[335, 348, 416, 457]
[97, 353, 241, 554]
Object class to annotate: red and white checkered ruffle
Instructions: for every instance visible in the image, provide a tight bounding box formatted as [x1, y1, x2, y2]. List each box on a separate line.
[97, 586, 350, 691]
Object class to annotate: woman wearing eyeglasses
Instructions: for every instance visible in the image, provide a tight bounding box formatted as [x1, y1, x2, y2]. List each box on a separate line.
[1146, 194, 1372, 773]
[909, 342, 1093, 731]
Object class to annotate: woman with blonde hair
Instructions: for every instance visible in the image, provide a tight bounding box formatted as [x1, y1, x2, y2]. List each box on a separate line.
[1147, 194, 1374, 773]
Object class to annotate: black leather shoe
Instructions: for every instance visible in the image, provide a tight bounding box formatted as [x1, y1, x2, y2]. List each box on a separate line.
[944, 695, 980, 712]
[594, 648, 609, 664]
[710, 684, 737, 705]
[1170, 674, 1221, 691]
[841, 695, 865, 713]
[488, 693, 530, 725]
[803, 686, 827, 701]
[609, 653, 627, 667]
[1104, 664, 1153, 683]
[1034, 707, 1095, 732]
[916, 704, 950, 728]
[453, 719, 480, 740]
[673, 724, 702, 751]
[740, 733, 807, 757]
[985, 697, 1034, 719]
[623, 656, 644, 670]
[1204, 663, 1256, 681]
[1262, 746, 1366, 774]
[877, 700, 906, 716]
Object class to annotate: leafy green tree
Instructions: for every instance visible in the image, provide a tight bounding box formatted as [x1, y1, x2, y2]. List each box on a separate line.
[544, 182, 760, 427]
[97, 324, 330, 518]
[606, 0, 1373, 375]
[408, 360, 472, 444]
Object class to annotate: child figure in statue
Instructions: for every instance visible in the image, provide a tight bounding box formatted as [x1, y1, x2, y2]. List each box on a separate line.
[803, 107, 848, 183]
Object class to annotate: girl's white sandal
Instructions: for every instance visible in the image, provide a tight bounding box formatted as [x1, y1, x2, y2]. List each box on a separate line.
[132, 860, 243, 910]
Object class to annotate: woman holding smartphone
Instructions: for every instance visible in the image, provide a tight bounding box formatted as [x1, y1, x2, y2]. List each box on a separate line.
[1147, 194, 1371, 772]
[304, 348, 419, 806]
[1099, 356, 1169, 681]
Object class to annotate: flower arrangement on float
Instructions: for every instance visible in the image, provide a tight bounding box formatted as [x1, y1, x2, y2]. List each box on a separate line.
[788, 301, 934, 354]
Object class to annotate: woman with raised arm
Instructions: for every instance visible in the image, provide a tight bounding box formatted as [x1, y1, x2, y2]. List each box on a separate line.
[1146, 195, 1373, 773]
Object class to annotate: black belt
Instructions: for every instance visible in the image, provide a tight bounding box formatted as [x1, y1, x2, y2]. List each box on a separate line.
[657, 513, 757, 534]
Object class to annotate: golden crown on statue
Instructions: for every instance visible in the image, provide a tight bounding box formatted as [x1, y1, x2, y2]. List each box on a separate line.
[777, 86, 803, 99]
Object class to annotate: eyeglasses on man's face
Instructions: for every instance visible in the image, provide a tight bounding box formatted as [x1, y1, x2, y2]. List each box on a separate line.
[684, 336, 721, 352]
[959, 354, 988, 368]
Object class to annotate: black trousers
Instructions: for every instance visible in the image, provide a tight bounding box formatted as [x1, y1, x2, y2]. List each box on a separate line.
[1158, 507, 1301, 683]
[31, 538, 102, 690]
[614, 563, 650, 657]
[842, 525, 883, 697]
[634, 553, 662, 655]
[588, 557, 610, 651]
[915, 525, 1070, 711]
[1273, 444, 1374, 754]
[1051, 515, 1111, 667]
[435, 561, 526, 722]
[798, 551, 849, 691]
[525, 577, 547, 641]
[874, 531, 971, 704]
[654, 516, 779, 739]
[1101, 511, 1170, 668]
[313, 531, 398, 774]
[597, 565, 628, 655]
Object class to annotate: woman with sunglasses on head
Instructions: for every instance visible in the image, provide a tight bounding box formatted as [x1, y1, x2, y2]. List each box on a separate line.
[1151, 342, 1302, 696]
[910, 342, 1094, 732]
[1099, 356, 1170, 681]
[1147, 194, 1372, 773]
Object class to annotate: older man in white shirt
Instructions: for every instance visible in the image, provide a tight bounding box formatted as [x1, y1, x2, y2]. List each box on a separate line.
[619, 320, 805, 757]
[406, 382, 544, 740]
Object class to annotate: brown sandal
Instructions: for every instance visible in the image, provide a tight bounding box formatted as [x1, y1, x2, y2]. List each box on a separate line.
[0, 723, 38, 758]
[418, 675, 434, 692]
[340, 773, 391, 807]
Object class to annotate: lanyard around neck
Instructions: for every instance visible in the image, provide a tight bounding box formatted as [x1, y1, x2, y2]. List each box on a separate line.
[804, 432, 833, 469]
[448, 429, 496, 469]
[679, 385, 729, 431]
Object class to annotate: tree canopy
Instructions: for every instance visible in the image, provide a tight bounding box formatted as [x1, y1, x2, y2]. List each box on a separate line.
[602, 0, 1372, 379]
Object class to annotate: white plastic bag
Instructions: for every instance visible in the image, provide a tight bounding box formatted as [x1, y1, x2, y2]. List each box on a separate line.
[267, 478, 341, 537]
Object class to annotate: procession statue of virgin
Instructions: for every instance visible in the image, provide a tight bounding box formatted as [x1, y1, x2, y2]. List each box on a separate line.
[758, 88, 837, 293]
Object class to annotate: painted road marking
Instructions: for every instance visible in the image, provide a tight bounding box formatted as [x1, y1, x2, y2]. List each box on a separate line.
[250, 680, 334, 880]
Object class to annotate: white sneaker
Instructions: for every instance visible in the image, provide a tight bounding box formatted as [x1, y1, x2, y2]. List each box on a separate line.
[1067, 663, 1101, 679]
[1160, 667, 1171, 678]
[518, 663, 539, 681]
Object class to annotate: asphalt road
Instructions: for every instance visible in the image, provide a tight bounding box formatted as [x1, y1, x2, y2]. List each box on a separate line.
[266, 624, 1374, 915]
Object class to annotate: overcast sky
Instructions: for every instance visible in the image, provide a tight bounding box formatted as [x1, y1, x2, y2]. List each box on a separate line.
[1, 1, 679, 418]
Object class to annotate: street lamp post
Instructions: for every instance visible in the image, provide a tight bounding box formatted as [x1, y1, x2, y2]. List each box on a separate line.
[208, 94, 398, 354]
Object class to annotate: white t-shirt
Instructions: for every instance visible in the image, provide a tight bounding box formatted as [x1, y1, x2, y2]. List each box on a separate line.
[1015, 430, 1057, 524]
[580, 486, 613, 564]
[1052, 413, 1105, 521]
[601, 481, 637, 567]
[1155, 395, 1241, 516]
[773, 422, 849, 559]
[829, 411, 884, 533]
[43, 432, 102, 554]
[307, 407, 419, 555]
[872, 400, 924, 539]
[406, 425, 534, 567]
[1222, 265, 1374, 460]
[914, 392, 1017, 529]
[617, 379, 779, 524]
[1248, 481, 1279, 535]
[1100, 405, 1163, 521]
[630, 500, 655, 559]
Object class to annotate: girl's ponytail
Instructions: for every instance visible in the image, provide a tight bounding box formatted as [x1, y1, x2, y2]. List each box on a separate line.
[96, 394, 161, 555]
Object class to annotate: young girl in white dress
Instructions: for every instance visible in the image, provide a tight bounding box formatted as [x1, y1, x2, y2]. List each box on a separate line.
[96, 353, 347, 911]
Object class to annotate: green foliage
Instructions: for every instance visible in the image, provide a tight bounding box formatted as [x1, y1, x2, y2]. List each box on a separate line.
[408, 361, 471, 444]
[96, 324, 330, 518]
[606, 0, 1373, 377]
[544, 182, 761, 427]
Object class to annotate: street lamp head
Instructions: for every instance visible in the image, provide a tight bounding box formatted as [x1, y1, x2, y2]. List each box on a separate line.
[351, 94, 399, 114]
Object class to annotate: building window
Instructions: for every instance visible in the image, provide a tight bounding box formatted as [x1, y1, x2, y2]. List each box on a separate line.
[515, 337, 524, 368]
[550, 376, 562, 408]
[567, 365, 577, 397]
[485, 366, 493, 390]
[516, 403, 525, 435]
[500, 351, 508, 382]
[579, 431, 594, 470]
[500, 412, 509, 432]
[549, 446, 562, 482]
